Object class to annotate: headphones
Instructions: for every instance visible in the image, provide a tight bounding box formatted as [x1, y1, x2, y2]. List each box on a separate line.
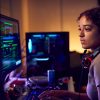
[82, 47, 100, 68]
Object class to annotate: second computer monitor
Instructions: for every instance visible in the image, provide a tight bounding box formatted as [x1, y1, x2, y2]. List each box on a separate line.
[26, 32, 70, 78]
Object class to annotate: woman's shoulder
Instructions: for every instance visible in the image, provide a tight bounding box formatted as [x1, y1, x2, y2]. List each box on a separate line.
[91, 53, 100, 69]
[93, 53, 100, 63]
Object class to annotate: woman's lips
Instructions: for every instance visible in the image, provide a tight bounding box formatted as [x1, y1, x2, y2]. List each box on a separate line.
[80, 39, 86, 44]
[80, 40, 86, 44]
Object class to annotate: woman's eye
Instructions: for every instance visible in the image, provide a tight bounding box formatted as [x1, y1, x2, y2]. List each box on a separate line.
[85, 28, 92, 32]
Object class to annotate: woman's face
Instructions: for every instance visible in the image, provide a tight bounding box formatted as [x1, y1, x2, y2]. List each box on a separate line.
[78, 16, 100, 50]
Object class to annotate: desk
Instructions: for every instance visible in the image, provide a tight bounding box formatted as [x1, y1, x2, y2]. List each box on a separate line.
[4, 76, 75, 100]
[26, 76, 70, 99]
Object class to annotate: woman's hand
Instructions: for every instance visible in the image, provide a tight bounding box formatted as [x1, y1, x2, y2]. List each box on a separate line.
[38, 89, 81, 100]
[39, 95, 62, 100]
[38, 90, 70, 100]
[38, 90, 56, 99]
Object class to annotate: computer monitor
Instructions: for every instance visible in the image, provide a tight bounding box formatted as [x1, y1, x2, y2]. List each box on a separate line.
[0, 14, 22, 75]
[26, 32, 70, 79]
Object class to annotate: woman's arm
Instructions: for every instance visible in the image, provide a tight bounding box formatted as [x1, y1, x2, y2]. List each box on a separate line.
[79, 93, 90, 100]
[97, 86, 100, 100]
[38, 90, 90, 100]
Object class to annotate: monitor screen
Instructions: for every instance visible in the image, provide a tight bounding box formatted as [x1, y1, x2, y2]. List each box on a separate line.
[26, 32, 70, 79]
[0, 14, 22, 74]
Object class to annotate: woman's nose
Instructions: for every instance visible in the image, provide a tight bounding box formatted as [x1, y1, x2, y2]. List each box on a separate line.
[79, 30, 85, 37]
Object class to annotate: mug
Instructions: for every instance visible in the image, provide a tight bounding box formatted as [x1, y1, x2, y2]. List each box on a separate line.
[47, 70, 55, 86]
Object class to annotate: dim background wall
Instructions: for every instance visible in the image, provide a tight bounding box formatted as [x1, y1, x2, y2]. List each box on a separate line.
[0, 0, 99, 72]
[0, 0, 99, 53]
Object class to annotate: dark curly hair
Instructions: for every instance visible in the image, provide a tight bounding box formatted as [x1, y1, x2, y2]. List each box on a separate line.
[77, 7, 100, 31]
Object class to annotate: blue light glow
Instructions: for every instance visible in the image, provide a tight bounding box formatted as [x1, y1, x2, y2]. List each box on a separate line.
[34, 57, 49, 61]
[28, 39, 32, 53]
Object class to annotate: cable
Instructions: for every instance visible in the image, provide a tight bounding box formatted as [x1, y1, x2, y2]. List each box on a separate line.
[78, 64, 84, 100]
[78, 50, 87, 100]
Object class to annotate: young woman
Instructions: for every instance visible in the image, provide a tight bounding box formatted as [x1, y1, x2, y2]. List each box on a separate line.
[38, 7, 100, 100]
